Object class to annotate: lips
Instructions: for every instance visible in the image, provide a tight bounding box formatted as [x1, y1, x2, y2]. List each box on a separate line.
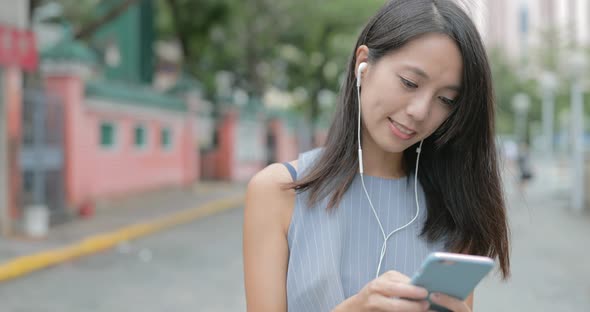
[387, 117, 416, 140]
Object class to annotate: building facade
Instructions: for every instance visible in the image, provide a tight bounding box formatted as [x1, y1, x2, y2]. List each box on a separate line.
[480, 0, 589, 59]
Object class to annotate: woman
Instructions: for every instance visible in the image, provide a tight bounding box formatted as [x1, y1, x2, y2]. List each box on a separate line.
[243, 0, 510, 311]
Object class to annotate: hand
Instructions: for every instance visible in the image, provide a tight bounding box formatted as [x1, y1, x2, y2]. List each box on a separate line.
[333, 270, 430, 312]
[428, 293, 471, 312]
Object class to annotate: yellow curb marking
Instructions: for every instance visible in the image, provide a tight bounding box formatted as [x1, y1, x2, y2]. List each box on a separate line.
[0, 195, 244, 282]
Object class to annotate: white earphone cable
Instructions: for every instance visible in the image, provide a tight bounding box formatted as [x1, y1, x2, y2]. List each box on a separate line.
[356, 80, 424, 279]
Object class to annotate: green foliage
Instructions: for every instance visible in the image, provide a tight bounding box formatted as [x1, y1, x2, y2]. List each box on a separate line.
[270, 0, 383, 122]
[155, 0, 229, 58]
[154, 0, 384, 122]
[37, 0, 588, 135]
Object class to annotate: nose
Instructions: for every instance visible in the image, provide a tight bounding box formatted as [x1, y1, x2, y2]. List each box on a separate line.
[405, 93, 431, 122]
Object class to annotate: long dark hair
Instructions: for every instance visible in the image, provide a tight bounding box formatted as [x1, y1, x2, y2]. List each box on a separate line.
[289, 0, 510, 279]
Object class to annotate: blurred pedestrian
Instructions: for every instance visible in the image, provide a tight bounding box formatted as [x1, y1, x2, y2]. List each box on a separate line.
[244, 1, 510, 311]
[517, 141, 533, 190]
[503, 138, 518, 171]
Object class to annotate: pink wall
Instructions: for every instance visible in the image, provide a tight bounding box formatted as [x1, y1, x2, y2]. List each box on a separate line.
[182, 115, 198, 185]
[44, 72, 198, 209]
[200, 149, 218, 179]
[4, 66, 22, 219]
[44, 74, 88, 208]
[200, 109, 269, 182]
[218, 110, 236, 180]
[201, 112, 314, 181]
[268, 118, 299, 163]
[84, 112, 192, 199]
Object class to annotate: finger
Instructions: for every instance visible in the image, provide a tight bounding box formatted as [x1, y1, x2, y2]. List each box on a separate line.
[430, 293, 470, 312]
[368, 278, 426, 299]
[367, 296, 429, 312]
[375, 281, 428, 300]
[382, 270, 411, 283]
[386, 298, 430, 312]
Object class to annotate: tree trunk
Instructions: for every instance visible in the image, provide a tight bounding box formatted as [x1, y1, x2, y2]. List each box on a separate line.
[165, 0, 191, 60]
[75, 0, 140, 39]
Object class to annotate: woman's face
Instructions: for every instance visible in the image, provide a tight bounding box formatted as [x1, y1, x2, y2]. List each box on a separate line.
[355, 33, 463, 153]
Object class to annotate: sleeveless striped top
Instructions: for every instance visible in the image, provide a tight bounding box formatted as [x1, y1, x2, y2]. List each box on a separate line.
[285, 148, 446, 311]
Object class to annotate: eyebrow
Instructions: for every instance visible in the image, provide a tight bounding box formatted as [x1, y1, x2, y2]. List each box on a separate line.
[402, 65, 461, 92]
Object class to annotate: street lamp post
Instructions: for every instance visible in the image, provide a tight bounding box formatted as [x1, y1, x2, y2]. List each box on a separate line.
[512, 92, 531, 143]
[540, 71, 558, 158]
[569, 52, 587, 214]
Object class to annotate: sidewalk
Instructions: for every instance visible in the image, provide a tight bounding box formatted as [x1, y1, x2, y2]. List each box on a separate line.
[477, 155, 590, 311]
[0, 181, 246, 281]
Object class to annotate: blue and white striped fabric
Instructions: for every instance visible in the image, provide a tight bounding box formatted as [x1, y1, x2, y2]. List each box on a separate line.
[286, 148, 446, 311]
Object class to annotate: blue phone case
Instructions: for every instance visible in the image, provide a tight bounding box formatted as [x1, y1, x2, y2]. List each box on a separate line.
[410, 252, 494, 312]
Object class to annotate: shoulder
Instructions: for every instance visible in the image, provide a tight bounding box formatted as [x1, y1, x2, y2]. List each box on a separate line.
[245, 160, 299, 234]
[250, 160, 298, 184]
[247, 160, 299, 193]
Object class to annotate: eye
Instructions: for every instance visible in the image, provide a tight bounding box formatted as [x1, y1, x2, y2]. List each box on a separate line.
[439, 96, 456, 106]
[399, 76, 418, 89]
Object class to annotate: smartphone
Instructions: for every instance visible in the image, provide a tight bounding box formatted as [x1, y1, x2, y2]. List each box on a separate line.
[410, 252, 494, 312]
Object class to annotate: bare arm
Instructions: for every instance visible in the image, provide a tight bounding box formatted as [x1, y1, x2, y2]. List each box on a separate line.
[243, 163, 296, 312]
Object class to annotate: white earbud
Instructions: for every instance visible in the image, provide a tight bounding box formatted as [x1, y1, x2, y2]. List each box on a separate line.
[356, 62, 367, 87]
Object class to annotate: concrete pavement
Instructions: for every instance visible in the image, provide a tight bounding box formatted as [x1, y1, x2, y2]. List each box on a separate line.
[0, 207, 247, 312]
[0, 181, 246, 282]
[476, 156, 590, 311]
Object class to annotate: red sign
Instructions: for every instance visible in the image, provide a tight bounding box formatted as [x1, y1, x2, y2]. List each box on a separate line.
[0, 25, 38, 72]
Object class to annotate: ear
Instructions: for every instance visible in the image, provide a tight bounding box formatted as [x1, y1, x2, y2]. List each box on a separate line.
[355, 45, 370, 79]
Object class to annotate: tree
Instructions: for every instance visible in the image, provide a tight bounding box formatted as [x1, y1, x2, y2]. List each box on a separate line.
[273, 0, 383, 128]
[157, 0, 229, 66]
[31, 0, 140, 39]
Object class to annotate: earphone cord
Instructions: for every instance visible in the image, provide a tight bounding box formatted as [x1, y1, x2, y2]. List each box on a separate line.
[357, 83, 423, 279]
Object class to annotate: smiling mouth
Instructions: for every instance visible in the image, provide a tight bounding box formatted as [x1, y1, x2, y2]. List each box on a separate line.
[387, 117, 417, 139]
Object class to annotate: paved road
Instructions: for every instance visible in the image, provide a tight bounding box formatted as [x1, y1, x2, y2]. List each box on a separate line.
[476, 165, 590, 312]
[0, 207, 247, 312]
